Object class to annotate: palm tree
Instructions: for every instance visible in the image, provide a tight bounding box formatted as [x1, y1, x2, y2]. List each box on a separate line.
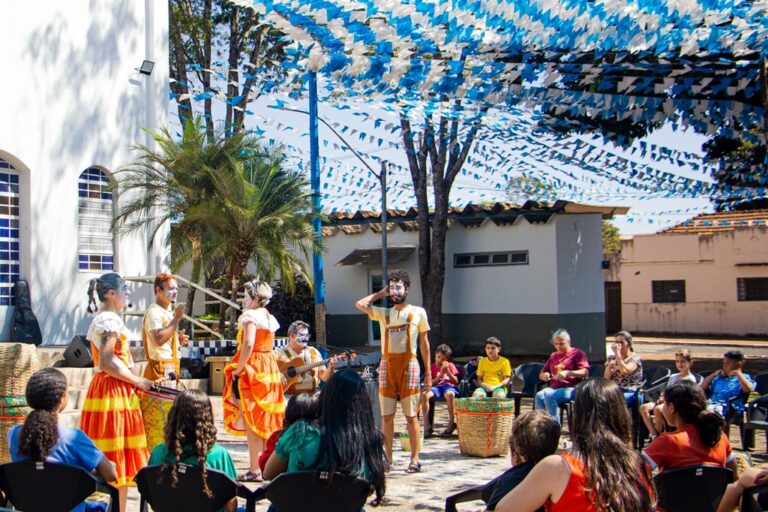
[186, 143, 320, 336]
[113, 117, 261, 314]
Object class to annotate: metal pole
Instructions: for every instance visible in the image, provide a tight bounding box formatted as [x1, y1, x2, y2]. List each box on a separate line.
[380, 160, 388, 308]
[308, 70, 326, 345]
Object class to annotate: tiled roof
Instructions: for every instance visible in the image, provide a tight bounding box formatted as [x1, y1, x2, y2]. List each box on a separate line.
[322, 201, 628, 236]
[659, 210, 768, 235]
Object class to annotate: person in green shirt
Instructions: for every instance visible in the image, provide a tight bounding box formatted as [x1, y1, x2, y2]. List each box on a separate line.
[148, 389, 238, 512]
[264, 370, 387, 507]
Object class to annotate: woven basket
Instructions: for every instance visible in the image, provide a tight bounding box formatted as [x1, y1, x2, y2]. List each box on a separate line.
[398, 431, 423, 452]
[455, 397, 514, 457]
[0, 402, 31, 463]
[0, 343, 40, 396]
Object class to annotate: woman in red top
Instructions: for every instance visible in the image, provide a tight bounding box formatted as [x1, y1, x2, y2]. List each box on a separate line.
[496, 378, 654, 512]
[643, 380, 735, 473]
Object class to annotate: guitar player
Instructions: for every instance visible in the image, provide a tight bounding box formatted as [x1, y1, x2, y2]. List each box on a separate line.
[275, 321, 338, 395]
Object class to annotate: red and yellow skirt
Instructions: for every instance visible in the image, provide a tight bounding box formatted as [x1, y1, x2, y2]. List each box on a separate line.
[223, 351, 285, 440]
[79, 372, 148, 486]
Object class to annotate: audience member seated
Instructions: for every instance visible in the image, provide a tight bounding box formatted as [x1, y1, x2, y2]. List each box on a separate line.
[700, 350, 755, 418]
[422, 343, 460, 438]
[639, 349, 697, 439]
[472, 337, 512, 399]
[484, 410, 560, 511]
[716, 467, 768, 512]
[263, 369, 386, 508]
[147, 389, 238, 512]
[642, 381, 735, 474]
[534, 329, 589, 423]
[495, 378, 655, 512]
[259, 393, 320, 473]
[8, 368, 118, 512]
[604, 330, 644, 405]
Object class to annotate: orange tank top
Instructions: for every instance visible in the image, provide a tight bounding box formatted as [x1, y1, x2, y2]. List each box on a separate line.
[546, 454, 598, 512]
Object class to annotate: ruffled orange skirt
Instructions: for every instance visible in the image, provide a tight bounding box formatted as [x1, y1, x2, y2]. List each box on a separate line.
[80, 372, 148, 486]
[223, 350, 285, 440]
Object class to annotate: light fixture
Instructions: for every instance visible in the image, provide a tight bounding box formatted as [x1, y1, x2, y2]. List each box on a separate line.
[138, 60, 155, 76]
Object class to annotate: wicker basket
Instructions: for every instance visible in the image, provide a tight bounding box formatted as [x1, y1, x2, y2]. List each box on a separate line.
[455, 397, 514, 457]
[398, 431, 423, 452]
[0, 400, 31, 463]
[0, 343, 40, 396]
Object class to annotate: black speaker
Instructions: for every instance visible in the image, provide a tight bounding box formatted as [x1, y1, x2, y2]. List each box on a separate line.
[63, 335, 93, 367]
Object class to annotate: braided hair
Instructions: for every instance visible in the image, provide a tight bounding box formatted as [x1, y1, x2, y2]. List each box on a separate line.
[160, 389, 218, 496]
[17, 368, 68, 460]
[87, 272, 123, 313]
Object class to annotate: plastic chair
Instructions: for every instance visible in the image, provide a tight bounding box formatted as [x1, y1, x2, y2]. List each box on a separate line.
[135, 464, 253, 512]
[740, 481, 768, 512]
[654, 465, 733, 512]
[444, 476, 498, 512]
[252, 470, 371, 512]
[0, 460, 120, 512]
[509, 363, 544, 417]
[743, 378, 768, 452]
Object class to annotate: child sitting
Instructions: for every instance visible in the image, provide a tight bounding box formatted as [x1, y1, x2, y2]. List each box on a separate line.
[148, 389, 238, 512]
[421, 344, 461, 438]
[485, 410, 561, 511]
[258, 393, 320, 473]
[8, 368, 117, 512]
[473, 337, 512, 398]
[639, 349, 696, 438]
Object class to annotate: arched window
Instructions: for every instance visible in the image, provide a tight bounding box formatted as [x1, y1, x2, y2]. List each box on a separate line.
[0, 158, 20, 306]
[78, 167, 114, 271]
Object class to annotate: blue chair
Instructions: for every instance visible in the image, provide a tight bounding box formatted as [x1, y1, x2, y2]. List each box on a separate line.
[509, 363, 544, 417]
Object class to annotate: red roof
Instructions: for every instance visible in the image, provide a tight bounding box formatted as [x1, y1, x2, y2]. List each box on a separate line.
[660, 210, 768, 235]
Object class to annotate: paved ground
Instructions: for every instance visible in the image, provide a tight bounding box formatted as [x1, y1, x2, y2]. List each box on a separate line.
[123, 337, 768, 511]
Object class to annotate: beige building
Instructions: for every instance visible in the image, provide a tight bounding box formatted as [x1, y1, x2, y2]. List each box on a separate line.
[604, 210, 768, 336]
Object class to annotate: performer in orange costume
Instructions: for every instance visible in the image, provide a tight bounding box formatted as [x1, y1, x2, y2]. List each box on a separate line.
[80, 273, 152, 512]
[222, 279, 285, 482]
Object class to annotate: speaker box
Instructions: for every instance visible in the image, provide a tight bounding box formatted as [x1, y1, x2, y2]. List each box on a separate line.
[63, 335, 93, 367]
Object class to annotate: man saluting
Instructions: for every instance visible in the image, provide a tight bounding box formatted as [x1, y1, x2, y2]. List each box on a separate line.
[356, 270, 431, 474]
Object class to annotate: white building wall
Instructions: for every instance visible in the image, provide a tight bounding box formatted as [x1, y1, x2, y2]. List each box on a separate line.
[555, 214, 605, 313]
[0, 0, 169, 343]
[443, 218, 558, 314]
[616, 229, 768, 336]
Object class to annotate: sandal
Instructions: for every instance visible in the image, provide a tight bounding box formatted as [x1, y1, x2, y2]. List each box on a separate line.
[405, 461, 422, 474]
[424, 427, 434, 439]
[236, 470, 263, 482]
[439, 423, 456, 438]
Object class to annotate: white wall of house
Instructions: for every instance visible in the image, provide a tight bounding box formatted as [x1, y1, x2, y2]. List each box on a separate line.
[555, 214, 605, 314]
[0, 0, 169, 343]
[611, 228, 768, 336]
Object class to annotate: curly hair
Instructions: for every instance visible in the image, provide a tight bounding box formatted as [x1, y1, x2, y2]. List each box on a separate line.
[161, 389, 218, 496]
[18, 368, 68, 460]
[571, 378, 654, 512]
[387, 270, 410, 289]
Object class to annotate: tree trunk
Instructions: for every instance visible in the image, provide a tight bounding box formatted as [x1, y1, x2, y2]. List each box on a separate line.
[169, 4, 193, 125]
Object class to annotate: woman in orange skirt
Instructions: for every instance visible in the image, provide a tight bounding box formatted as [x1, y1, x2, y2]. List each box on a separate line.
[223, 279, 285, 482]
[80, 273, 152, 511]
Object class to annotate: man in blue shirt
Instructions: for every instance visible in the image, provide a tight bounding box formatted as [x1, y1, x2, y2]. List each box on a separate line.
[701, 350, 755, 417]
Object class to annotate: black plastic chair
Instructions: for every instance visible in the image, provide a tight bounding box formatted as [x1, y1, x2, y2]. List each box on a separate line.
[654, 465, 733, 512]
[740, 481, 768, 512]
[0, 460, 120, 512]
[743, 375, 768, 452]
[444, 476, 498, 512]
[509, 363, 544, 417]
[458, 359, 479, 398]
[252, 470, 371, 512]
[135, 464, 253, 512]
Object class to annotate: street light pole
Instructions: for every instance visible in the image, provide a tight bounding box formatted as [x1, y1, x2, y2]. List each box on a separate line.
[380, 160, 388, 308]
[308, 71, 326, 346]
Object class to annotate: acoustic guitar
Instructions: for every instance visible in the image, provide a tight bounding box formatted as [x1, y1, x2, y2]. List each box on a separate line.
[278, 350, 355, 393]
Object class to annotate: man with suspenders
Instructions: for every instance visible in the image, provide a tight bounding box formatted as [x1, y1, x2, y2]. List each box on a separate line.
[142, 273, 188, 384]
[356, 270, 431, 474]
[275, 320, 337, 395]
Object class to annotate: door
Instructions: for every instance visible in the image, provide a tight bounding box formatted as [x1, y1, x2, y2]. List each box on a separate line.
[604, 281, 622, 333]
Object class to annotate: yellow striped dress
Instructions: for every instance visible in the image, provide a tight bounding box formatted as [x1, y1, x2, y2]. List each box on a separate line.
[223, 309, 285, 440]
[79, 311, 148, 486]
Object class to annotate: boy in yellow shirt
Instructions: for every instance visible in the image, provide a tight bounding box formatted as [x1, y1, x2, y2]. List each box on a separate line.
[472, 337, 512, 398]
